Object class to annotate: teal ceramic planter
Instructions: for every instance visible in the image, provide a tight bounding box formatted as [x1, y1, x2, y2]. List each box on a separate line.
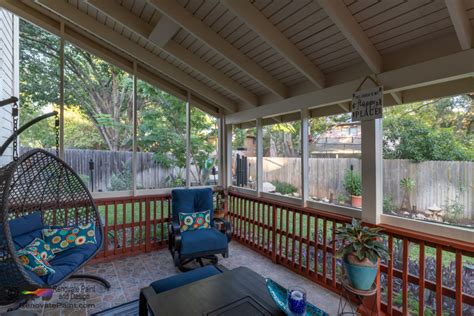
[343, 255, 377, 290]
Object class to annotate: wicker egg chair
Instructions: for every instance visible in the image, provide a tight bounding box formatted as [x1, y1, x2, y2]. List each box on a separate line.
[0, 148, 109, 306]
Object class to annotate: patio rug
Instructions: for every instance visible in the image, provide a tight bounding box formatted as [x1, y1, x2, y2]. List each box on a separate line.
[91, 300, 139, 316]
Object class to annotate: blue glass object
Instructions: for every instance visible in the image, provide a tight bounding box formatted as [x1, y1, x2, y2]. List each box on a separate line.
[287, 286, 306, 315]
[265, 278, 329, 316]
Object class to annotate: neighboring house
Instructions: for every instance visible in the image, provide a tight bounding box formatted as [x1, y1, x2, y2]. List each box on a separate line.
[310, 122, 361, 158]
[0, 8, 19, 166]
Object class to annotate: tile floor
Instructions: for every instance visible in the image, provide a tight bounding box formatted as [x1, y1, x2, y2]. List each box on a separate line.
[1, 243, 340, 315]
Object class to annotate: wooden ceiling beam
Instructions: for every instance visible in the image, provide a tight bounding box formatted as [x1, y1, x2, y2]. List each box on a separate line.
[317, 0, 383, 74]
[86, 0, 258, 107]
[35, 0, 237, 113]
[445, 0, 473, 50]
[147, 0, 288, 99]
[148, 15, 180, 48]
[221, 0, 325, 89]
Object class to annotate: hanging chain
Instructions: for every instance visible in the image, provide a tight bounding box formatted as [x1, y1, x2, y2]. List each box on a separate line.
[55, 114, 60, 157]
[12, 101, 18, 160]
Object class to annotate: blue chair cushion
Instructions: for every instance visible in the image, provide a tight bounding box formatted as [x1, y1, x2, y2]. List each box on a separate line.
[42, 243, 98, 285]
[180, 228, 227, 256]
[172, 188, 214, 222]
[13, 229, 43, 250]
[9, 213, 43, 237]
[150, 265, 222, 293]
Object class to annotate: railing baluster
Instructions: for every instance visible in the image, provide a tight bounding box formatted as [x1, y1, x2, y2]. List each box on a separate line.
[306, 214, 310, 275]
[122, 201, 126, 254]
[243, 198, 248, 244]
[279, 206, 283, 262]
[436, 246, 442, 316]
[139, 199, 143, 249]
[419, 241, 425, 316]
[285, 207, 289, 264]
[271, 204, 277, 262]
[455, 250, 463, 315]
[387, 235, 393, 315]
[402, 238, 408, 315]
[131, 199, 135, 251]
[299, 212, 303, 271]
[113, 201, 118, 255]
[252, 200, 256, 246]
[259, 202, 263, 250]
[331, 220, 336, 288]
[266, 202, 270, 253]
[314, 215, 319, 279]
[322, 218, 327, 284]
[292, 209, 296, 267]
[161, 198, 164, 245]
[104, 204, 108, 258]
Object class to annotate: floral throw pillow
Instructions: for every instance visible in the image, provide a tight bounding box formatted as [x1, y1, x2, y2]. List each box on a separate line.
[17, 249, 55, 276]
[179, 210, 211, 232]
[43, 223, 97, 254]
[23, 238, 55, 261]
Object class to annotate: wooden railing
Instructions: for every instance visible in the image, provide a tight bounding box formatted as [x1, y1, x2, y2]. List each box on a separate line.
[92, 194, 172, 262]
[228, 191, 474, 316]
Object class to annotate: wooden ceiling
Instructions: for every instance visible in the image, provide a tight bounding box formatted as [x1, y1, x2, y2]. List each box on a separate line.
[1, 0, 473, 116]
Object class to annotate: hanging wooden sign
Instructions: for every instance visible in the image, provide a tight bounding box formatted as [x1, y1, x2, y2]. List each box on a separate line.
[351, 76, 383, 121]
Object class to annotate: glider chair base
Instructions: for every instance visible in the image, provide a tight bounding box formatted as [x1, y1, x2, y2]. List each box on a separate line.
[69, 274, 111, 289]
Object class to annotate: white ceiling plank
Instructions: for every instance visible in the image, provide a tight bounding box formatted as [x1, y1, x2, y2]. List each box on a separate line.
[147, 0, 289, 99]
[317, 0, 383, 74]
[221, 0, 325, 89]
[36, 0, 237, 113]
[148, 15, 180, 47]
[84, 0, 153, 36]
[445, 0, 473, 50]
[86, 0, 258, 106]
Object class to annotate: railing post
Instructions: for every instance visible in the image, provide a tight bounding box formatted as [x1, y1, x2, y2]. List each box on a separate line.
[271, 204, 277, 263]
[145, 198, 151, 252]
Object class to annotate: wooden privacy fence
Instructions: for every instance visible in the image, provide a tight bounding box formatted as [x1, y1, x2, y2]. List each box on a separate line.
[228, 191, 474, 316]
[247, 157, 473, 219]
[21, 147, 181, 192]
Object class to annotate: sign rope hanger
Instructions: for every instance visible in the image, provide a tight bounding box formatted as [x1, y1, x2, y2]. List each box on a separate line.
[354, 75, 382, 92]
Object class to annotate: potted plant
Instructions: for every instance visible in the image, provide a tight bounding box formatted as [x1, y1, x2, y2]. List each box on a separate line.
[336, 219, 388, 290]
[344, 169, 362, 208]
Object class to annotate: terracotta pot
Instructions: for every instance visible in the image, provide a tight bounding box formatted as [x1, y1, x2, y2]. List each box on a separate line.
[351, 195, 362, 208]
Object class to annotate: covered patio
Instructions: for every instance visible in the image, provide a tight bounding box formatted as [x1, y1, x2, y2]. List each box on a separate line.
[0, 0, 473, 315]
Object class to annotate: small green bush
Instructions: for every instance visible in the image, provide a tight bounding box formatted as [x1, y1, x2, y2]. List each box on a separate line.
[383, 196, 397, 213]
[344, 169, 362, 196]
[271, 180, 297, 195]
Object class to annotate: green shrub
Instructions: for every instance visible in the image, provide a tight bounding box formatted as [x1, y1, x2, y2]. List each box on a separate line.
[344, 169, 362, 196]
[383, 196, 397, 213]
[271, 180, 297, 195]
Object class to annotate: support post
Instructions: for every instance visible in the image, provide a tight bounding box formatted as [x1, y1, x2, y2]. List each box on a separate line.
[361, 118, 383, 223]
[225, 123, 233, 188]
[256, 118, 263, 195]
[59, 22, 65, 158]
[301, 109, 309, 206]
[218, 113, 225, 187]
[132, 62, 138, 195]
[185, 91, 191, 188]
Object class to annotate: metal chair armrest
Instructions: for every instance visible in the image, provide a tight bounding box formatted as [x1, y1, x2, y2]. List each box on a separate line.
[168, 222, 182, 252]
[214, 218, 232, 242]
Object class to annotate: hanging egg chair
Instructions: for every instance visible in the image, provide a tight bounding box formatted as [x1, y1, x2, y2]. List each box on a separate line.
[0, 97, 109, 306]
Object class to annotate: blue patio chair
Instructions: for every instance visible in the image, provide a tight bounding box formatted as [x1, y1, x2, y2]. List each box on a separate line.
[168, 188, 231, 271]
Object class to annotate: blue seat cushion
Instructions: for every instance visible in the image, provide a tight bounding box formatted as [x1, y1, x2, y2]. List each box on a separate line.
[180, 228, 227, 256]
[172, 188, 214, 222]
[13, 229, 43, 250]
[42, 243, 98, 285]
[150, 265, 222, 293]
[9, 213, 43, 237]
